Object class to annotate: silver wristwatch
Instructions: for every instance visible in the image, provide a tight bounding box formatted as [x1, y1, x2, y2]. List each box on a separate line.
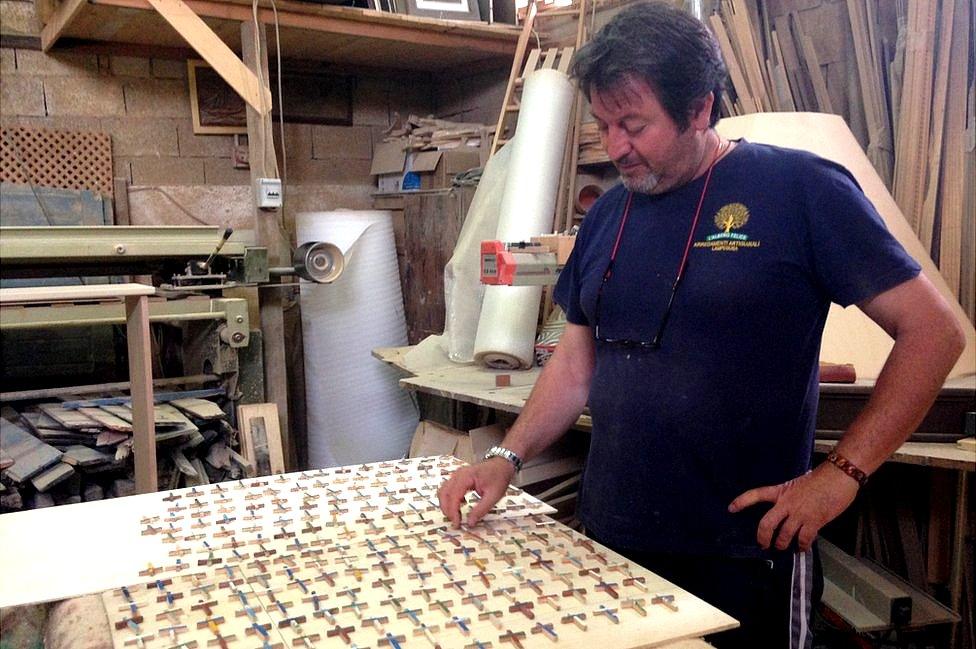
[483, 446, 524, 472]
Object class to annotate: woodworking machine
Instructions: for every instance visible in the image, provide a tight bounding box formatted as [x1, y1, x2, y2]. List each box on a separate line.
[480, 235, 575, 286]
[0, 225, 344, 291]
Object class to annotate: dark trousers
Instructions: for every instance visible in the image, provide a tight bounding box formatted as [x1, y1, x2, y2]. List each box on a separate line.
[588, 533, 823, 649]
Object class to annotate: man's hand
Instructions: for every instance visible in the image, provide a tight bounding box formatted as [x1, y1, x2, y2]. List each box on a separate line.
[728, 464, 859, 552]
[437, 458, 516, 528]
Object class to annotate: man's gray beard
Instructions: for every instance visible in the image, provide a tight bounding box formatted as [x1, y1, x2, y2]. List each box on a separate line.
[620, 170, 661, 194]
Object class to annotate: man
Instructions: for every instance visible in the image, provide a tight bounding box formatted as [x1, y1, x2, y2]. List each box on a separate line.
[438, 2, 966, 647]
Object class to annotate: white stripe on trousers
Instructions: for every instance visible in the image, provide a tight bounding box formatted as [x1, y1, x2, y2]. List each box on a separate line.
[790, 551, 813, 649]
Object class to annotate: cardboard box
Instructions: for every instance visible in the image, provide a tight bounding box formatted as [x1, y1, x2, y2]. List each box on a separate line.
[370, 141, 482, 193]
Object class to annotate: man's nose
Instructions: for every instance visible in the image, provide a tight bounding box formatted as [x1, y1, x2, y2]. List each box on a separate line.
[602, 127, 632, 162]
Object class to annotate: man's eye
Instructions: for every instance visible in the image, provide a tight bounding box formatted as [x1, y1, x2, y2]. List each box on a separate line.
[624, 124, 646, 135]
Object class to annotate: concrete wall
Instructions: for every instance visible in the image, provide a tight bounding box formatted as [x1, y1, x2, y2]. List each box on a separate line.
[0, 0, 440, 227]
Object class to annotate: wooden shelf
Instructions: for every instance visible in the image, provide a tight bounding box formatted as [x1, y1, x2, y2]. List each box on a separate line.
[40, 0, 520, 72]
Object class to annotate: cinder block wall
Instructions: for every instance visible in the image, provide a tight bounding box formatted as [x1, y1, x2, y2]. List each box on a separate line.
[0, 1, 438, 227]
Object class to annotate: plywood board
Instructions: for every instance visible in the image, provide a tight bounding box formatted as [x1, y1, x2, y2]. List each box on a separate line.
[170, 397, 225, 420]
[716, 112, 976, 381]
[39, 403, 101, 431]
[0, 418, 63, 483]
[58, 456, 733, 649]
[237, 403, 285, 476]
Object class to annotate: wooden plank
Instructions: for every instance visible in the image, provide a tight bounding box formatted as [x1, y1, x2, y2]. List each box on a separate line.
[935, 0, 969, 298]
[237, 403, 285, 476]
[723, 0, 770, 111]
[170, 397, 225, 420]
[30, 462, 75, 492]
[243, 19, 291, 470]
[125, 293, 156, 494]
[0, 283, 153, 305]
[0, 374, 218, 403]
[145, 0, 271, 114]
[40, 0, 89, 50]
[0, 419, 63, 483]
[77, 407, 132, 432]
[492, 0, 537, 156]
[38, 403, 100, 431]
[797, 30, 833, 112]
[62, 445, 114, 467]
[773, 14, 815, 111]
[709, 14, 759, 114]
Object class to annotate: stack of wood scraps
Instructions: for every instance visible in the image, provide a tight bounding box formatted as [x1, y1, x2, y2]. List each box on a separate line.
[0, 389, 247, 512]
[383, 114, 494, 154]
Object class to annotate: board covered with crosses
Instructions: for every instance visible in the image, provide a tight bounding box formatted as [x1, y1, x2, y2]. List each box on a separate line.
[0, 456, 735, 647]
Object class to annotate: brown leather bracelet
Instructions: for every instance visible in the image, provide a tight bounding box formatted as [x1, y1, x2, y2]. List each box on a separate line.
[825, 451, 869, 487]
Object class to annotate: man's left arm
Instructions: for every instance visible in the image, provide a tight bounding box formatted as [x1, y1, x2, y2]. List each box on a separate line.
[729, 273, 967, 552]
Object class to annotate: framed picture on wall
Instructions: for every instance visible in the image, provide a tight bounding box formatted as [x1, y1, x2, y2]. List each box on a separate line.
[403, 0, 481, 21]
[188, 60, 247, 135]
[187, 61, 354, 135]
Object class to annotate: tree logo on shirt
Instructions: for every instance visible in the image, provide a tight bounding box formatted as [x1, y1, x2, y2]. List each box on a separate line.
[715, 203, 749, 232]
[694, 202, 761, 252]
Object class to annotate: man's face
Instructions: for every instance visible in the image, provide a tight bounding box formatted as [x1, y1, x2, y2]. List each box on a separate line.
[590, 76, 702, 195]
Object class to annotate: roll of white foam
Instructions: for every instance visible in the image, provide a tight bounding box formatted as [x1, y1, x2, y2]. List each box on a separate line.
[297, 210, 418, 468]
[474, 69, 575, 369]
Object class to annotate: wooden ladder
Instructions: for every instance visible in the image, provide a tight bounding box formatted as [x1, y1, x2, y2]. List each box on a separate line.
[489, 0, 592, 233]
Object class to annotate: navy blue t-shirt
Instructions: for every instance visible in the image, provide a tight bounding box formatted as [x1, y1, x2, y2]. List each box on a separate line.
[553, 141, 920, 558]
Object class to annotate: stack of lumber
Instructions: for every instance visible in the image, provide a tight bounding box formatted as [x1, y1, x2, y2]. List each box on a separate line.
[577, 121, 606, 165]
[383, 114, 494, 152]
[0, 390, 246, 511]
[701, 0, 972, 322]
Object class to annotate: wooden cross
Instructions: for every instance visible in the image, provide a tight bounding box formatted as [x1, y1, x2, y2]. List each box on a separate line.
[342, 601, 369, 619]
[492, 587, 516, 602]
[381, 596, 406, 612]
[622, 597, 647, 617]
[462, 593, 487, 611]
[562, 553, 584, 568]
[562, 587, 587, 603]
[596, 604, 619, 624]
[429, 599, 453, 616]
[623, 576, 647, 592]
[448, 615, 471, 635]
[587, 551, 609, 566]
[478, 610, 504, 629]
[345, 566, 367, 582]
[373, 577, 397, 592]
[652, 594, 679, 612]
[326, 624, 355, 644]
[531, 622, 558, 642]
[373, 559, 396, 576]
[316, 569, 338, 586]
[493, 550, 517, 566]
[412, 587, 437, 601]
[409, 569, 433, 584]
[522, 578, 544, 595]
[413, 623, 441, 647]
[508, 601, 535, 620]
[444, 579, 468, 594]
[379, 632, 407, 648]
[579, 567, 602, 580]
[595, 580, 619, 599]
[398, 608, 423, 626]
[498, 629, 527, 649]
[537, 593, 562, 611]
[362, 615, 390, 634]
[338, 586, 362, 602]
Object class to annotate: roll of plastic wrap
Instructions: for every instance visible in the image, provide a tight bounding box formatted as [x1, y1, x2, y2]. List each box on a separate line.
[474, 69, 576, 369]
[442, 143, 511, 362]
[297, 210, 418, 468]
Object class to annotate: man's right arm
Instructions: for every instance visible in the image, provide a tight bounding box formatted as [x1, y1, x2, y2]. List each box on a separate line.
[437, 322, 596, 527]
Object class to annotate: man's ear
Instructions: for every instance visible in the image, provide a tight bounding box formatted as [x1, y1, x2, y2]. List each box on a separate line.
[689, 92, 715, 131]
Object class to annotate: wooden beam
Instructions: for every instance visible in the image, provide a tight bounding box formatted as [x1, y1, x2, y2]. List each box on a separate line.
[146, 0, 271, 114]
[242, 19, 292, 471]
[125, 294, 157, 494]
[40, 0, 89, 51]
[90, 0, 517, 54]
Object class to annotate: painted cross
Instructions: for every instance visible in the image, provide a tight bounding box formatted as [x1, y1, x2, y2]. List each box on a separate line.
[537, 593, 562, 611]
[326, 624, 355, 644]
[595, 604, 619, 624]
[508, 601, 535, 620]
[652, 594, 679, 612]
[498, 629, 527, 649]
[448, 615, 471, 635]
[531, 622, 558, 642]
[561, 611, 588, 630]
[622, 597, 647, 617]
[623, 576, 647, 592]
[595, 580, 619, 599]
[562, 587, 587, 603]
[462, 593, 487, 611]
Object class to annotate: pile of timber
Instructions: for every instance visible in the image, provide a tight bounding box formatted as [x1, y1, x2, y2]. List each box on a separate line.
[577, 121, 606, 165]
[0, 390, 246, 511]
[701, 0, 973, 320]
[383, 114, 494, 152]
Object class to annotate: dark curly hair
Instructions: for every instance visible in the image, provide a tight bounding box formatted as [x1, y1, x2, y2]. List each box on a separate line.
[571, 1, 727, 131]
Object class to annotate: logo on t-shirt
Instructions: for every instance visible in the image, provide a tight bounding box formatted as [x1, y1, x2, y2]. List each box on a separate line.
[694, 202, 762, 252]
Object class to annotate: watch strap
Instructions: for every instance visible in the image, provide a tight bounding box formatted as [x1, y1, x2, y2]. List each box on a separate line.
[484, 446, 524, 472]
